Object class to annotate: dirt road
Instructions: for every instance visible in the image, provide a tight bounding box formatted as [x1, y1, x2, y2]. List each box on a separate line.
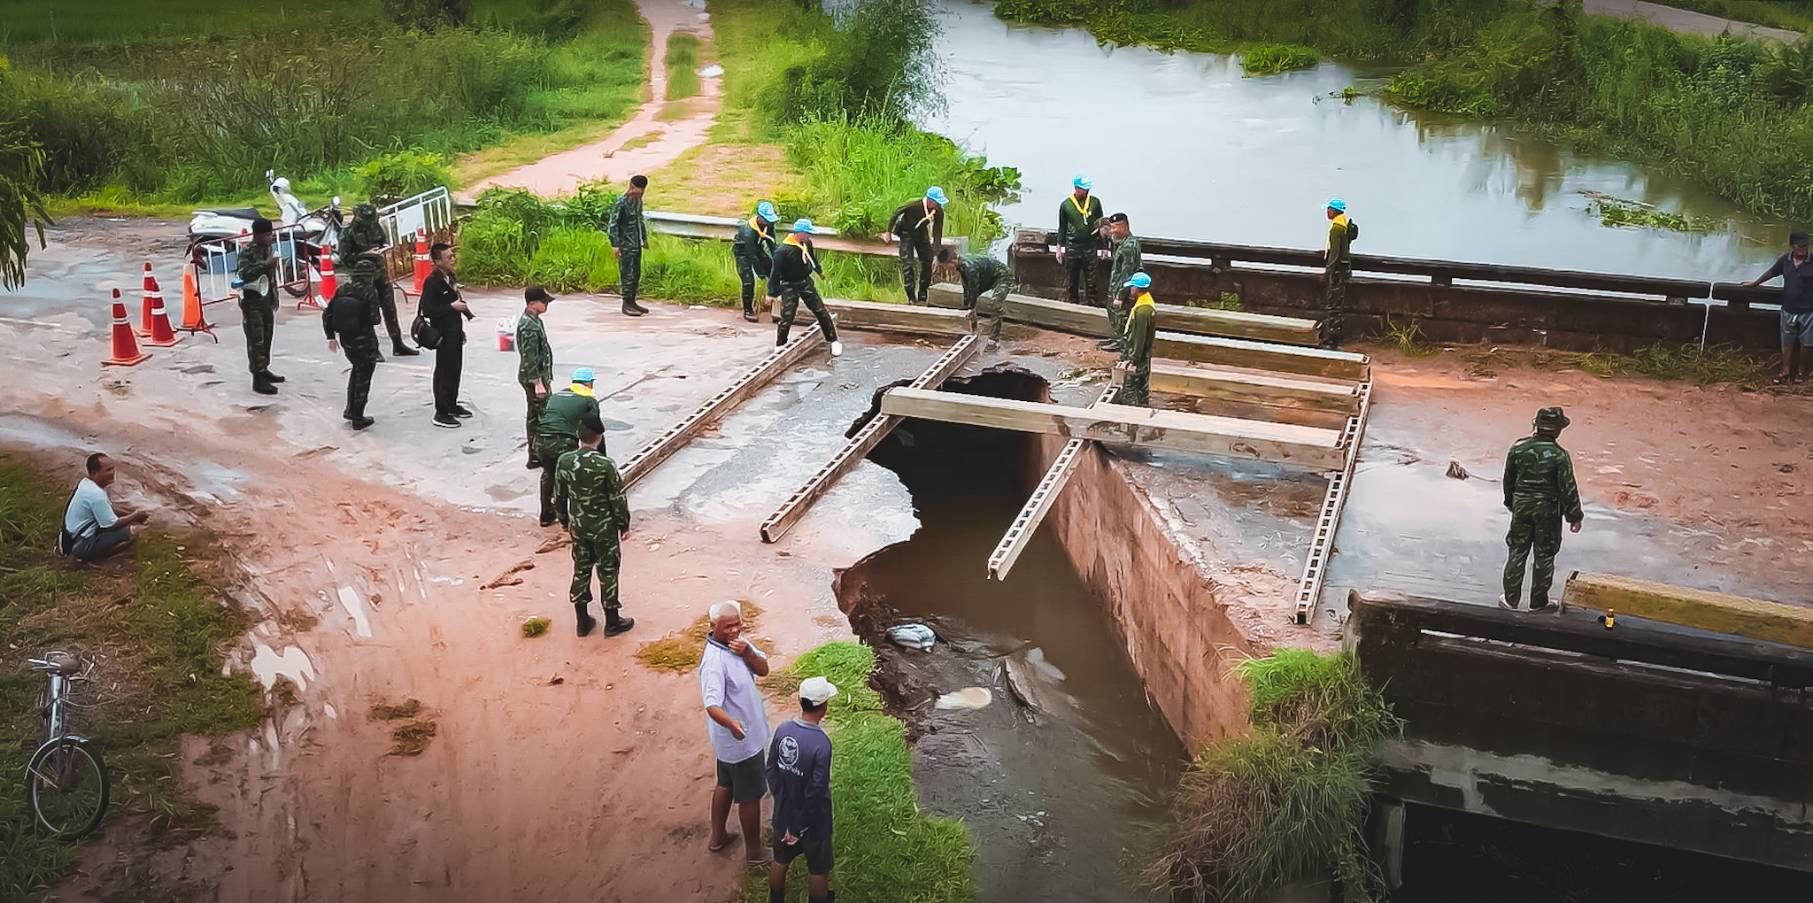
[1578, 0, 1802, 42]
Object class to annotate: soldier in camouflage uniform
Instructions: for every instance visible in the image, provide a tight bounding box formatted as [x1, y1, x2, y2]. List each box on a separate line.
[322, 256, 384, 430]
[1499, 406, 1584, 611]
[608, 175, 650, 317]
[1101, 212, 1143, 352]
[936, 247, 1012, 346]
[732, 201, 780, 322]
[556, 415, 635, 637]
[883, 186, 947, 305]
[1113, 272, 1157, 406]
[1320, 198, 1358, 349]
[237, 218, 282, 395]
[337, 203, 418, 358]
[1056, 175, 1105, 307]
[536, 369, 603, 527]
[516, 286, 556, 470]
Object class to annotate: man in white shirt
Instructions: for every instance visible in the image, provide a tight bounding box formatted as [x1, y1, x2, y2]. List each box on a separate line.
[61, 453, 149, 562]
[698, 599, 771, 863]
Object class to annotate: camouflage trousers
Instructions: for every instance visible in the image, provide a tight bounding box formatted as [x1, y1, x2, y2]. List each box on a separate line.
[1503, 502, 1564, 607]
[898, 239, 933, 305]
[570, 532, 622, 612]
[538, 437, 577, 523]
[1113, 355, 1151, 407]
[1065, 247, 1100, 306]
[735, 256, 767, 314]
[1319, 267, 1350, 348]
[970, 280, 1012, 341]
[355, 273, 405, 346]
[239, 296, 275, 375]
[1103, 292, 1129, 353]
[618, 247, 643, 307]
[523, 385, 547, 466]
[776, 279, 838, 346]
[341, 330, 379, 418]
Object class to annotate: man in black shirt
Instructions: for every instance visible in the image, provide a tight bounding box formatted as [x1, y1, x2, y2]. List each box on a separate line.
[882, 186, 947, 306]
[323, 256, 384, 430]
[1749, 231, 1813, 383]
[420, 243, 473, 428]
[769, 219, 843, 357]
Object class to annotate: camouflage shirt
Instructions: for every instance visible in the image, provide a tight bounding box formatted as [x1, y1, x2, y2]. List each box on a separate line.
[340, 213, 388, 262]
[1057, 193, 1104, 251]
[608, 194, 647, 249]
[957, 254, 1010, 306]
[537, 389, 602, 449]
[555, 447, 630, 541]
[733, 217, 777, 272]
[1502, 435, 1584, 522]
[237, 241, 278, 303]
[1326, 214, 1356, 273]
[1108, 235, 1144, 299]
[516, 311, 553, 389]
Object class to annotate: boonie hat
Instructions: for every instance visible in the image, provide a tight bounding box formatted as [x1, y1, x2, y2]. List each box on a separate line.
[800, 676, 838, 705]
[525, 285, 555, 303]
[1534, 406, 1570, 430]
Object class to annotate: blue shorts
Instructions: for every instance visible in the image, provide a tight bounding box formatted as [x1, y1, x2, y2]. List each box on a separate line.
[1783, 310, 1813, 346]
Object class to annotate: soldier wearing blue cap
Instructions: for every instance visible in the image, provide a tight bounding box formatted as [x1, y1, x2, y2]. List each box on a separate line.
[883, 186, 947, 306]
[535, 368, 604, 527]
[1113, 271, 1157, 406]
[1056, 175, 1105, 308]
[1320, 198, 1359, 348]
[734, 201, 782, 323]
[770, 219, 843, 356]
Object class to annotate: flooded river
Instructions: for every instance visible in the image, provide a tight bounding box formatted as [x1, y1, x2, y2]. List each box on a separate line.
[926, 0, 1792, 282]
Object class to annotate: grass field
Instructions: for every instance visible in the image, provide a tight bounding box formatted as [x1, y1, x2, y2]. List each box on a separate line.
[0, 453, 263, 900]
[667, 32, 704, 100]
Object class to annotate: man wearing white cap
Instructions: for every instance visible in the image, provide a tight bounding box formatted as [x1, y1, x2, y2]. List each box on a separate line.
[883, 186, 948, 306]
[766, 675, 838, 903]
[1056, 175, 1105, 307]
[701, 600, 772, 863]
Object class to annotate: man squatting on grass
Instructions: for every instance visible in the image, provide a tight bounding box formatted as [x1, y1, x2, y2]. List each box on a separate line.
[60, 453, 151, 563]
[767, 676, 839, 903]
[699, 600, 771, 863]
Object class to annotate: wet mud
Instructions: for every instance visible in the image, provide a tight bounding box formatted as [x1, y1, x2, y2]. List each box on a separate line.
[835, 369, 1184, 902]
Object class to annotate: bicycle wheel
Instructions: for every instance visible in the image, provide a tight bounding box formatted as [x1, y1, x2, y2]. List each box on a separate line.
[26, 737, 110, 840]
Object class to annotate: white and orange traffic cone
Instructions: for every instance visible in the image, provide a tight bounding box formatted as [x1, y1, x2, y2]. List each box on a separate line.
[178, 265, 215, 339]
[142, 273, 181, 347]
[412, 228, 430, 295]
[316, 242, 338, 304]
[136, 262, 159, 337]
[104, 289, 151, 367]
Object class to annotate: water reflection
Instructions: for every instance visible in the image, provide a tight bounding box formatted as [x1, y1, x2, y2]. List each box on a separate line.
[925, 0, 1789, 280]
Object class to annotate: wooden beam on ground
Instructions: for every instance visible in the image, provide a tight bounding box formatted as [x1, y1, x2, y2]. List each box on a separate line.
[986, 385, 1117, 581]
[1155, 332, 1370, 381]
[1294, 378, 1373, 624]
[926, 283, 1320, 345]
[1150, 362, 1360, 414]
[880, 388, 1345, 470]
[1561, 572, 1813, 649]
[620, 327, 824, 488]
[773, 297, 973, 337]
[759, 336, 980, 543]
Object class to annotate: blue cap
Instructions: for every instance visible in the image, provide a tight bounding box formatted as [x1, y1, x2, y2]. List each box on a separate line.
[1073, 175, 1093, 190]
[572, 367, 595, 383]
[1127, 272, 1152, 289]
[791, 218, 815, 234]
[756, 200, 779, 223]
[924, 186, 948, 205]
[1327, 197, 1346, 212]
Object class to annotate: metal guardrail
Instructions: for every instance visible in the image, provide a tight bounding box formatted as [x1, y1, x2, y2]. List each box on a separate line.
[193, 223, 311, 305]
[648, 210, 964, 258]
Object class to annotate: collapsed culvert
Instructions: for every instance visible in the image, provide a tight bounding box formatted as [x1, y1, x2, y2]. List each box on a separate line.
[830, 364, 1186, 902]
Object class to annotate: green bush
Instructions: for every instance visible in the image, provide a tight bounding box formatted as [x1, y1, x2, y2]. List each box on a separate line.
[1241, 43, 1318, 75]
[356, 151, 453, 201]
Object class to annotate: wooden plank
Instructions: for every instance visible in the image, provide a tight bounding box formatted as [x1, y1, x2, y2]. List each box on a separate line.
[987, 384, 1117, 581]
[927, 284, 1320, 345]
[1155, 332, 1370, 381]
[1150, 362, 1360, 414]
[1561, 572, 1813, 650]
[879, 388, 1344, 470]
[773, 297, 972, 337]
[1179, 397, 1352, 430]
[759, 336, 980, 543]
[621, 326, 824, 488]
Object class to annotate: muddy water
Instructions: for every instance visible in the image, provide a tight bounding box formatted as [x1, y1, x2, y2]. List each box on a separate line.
[927, 0, 1790, 281]
[837, 371, 1183, 902]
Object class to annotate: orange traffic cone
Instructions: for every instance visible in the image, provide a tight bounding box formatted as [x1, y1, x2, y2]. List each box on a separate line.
[136, 262, 159, 337]
[178, 265, 215, 339]
[412, 228, 430, 295]
[142, 273, 181, 347]
[104, 289, 151, 367]
[316, 242, 339, 304]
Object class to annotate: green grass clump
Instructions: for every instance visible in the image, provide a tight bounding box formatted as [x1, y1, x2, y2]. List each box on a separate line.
[1587, 193, 1718, 232]
[1577, 342, 1772, 384]
[521, 617, 550, 638]
[666, 32, 703, 100]
[1241, 43, 1318, 76]
[1148, 650, 1399, 903]
[1645, 1, 1813, 33]
[1384, 318, 1441, 357]
[747, 642, 974, 903]
[0, 453, 262, 898]
[634, 603, 765, 673]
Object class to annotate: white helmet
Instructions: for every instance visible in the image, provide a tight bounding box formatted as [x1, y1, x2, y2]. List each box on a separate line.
[272, 177, 291, 191]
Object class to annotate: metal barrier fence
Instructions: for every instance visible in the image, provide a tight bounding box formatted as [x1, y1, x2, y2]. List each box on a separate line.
[375, 187, 456, 298]
[192, 223, 312, 305]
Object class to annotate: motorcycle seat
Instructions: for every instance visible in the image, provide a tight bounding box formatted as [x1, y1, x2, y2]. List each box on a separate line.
[197, 207, 262, 219]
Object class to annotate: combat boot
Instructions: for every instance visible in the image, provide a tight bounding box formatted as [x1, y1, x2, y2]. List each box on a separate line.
[631, 301, 649, 314]
[575, 602, 597, 637]
[350, 416, 375, 431]
[621, 302, 644, 318]
[604, 609, 635, 636]
[252, 376, 278, 396]
[261, 370, 286, 383]
[392, 341, 420, 357]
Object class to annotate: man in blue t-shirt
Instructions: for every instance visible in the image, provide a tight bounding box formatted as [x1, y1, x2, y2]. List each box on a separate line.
[1750, 231, 1813, 383]
[60, 453, 150, 562]
[765, 676, 837, 903]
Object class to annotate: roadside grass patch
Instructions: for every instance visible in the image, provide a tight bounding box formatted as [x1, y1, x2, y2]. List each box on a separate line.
[1384, 318, 1441, 357]
[666, 32, 704, 100]
[368, 699, 424, 722]
[0, 452, 261, 899]
[747, 642, 974, 903]
[1241, 43, 1318, 76]
[521, 617, 551, 638]
[1576, 343, 1772, 385]
[634, 602, 765, 673]
[387, 721, 438, 757]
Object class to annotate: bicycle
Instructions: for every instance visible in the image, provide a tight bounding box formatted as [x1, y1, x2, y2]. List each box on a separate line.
[24, 651, 110, 840]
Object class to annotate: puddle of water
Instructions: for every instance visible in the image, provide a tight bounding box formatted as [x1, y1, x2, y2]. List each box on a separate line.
[249, 641, 316, 691]
[336, 585, 374, 638]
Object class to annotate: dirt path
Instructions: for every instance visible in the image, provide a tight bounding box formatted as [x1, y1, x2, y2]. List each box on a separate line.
[465, 0, 723, 199]
[1578, 0, 1802, 42]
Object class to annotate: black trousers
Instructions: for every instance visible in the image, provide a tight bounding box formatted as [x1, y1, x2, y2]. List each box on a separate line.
[433, 338, 463, 416]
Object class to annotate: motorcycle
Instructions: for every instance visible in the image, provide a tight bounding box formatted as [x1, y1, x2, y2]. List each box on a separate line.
[185, 171, 345, 298]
